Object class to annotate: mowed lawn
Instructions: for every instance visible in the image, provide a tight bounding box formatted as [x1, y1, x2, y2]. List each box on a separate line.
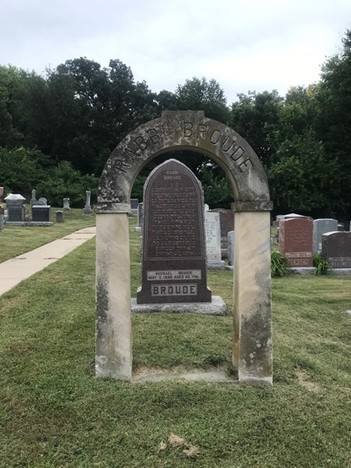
[0, 217, 350, 467]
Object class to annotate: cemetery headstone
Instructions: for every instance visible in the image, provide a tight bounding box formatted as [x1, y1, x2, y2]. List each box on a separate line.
[211, 208, 235, 258]
[337, 223, 345, 231]
[137, 159, 211, 304]
[0, 206, 4, 230]
[83, 190, 92, 214]
[130, 198, 139, 215]
[30, 189, 37, 206]
[313, 218, 338, 253]
[279, 217, 313, 267]
[56, 210, 64, 223]
[31, 199, 52, 224]
[4, 194, 26, 224]
[63, 198, 71, 210]
[0, 186, 4, 202]
[322, 231, 351, 268]
[204, 211, 225, 269]
[135, 202, 143, 233]
[227, 230, 235, 267]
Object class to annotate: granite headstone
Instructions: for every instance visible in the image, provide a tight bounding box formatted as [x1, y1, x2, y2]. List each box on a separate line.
[137, 159, 211, 304]
[279, 217, 313, 267]
[313, 218, 338, 253]
[322, 231, 351, 268]
[5, 194, 26, 223]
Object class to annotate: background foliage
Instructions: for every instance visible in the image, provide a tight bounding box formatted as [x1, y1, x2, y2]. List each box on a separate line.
[1, 30, 351, 214]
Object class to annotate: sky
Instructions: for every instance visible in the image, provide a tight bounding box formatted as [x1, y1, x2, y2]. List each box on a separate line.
[0, 0, 350, 104]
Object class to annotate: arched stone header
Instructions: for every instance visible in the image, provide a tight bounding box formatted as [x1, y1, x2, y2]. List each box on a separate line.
[96, 110, 273, 385]
[97, 111, 272, 213]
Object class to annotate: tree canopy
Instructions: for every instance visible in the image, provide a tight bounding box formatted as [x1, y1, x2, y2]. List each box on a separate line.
[1, 30, 351, 216]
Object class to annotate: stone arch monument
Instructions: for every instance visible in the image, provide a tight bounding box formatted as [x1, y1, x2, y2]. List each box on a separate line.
[96, 110, 273, 384]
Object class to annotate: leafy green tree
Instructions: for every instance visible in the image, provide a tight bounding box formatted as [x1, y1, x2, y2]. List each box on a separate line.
[316, 29, 351, 216]
[176, 77, 230, 123]
[268, 130, 340, 215]
[0, 147, 49, 196]
[230, 90, 283, 168]
[37, 161, 98, 207]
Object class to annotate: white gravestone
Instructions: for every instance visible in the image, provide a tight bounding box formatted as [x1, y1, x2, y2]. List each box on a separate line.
[204, 211, 225, 270]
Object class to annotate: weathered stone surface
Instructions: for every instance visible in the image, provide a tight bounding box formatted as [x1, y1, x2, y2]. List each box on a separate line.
[137, 159, 211, 304]
[233, 211, 272, 384]
[227, 231, 235, 266]
[313, 218, 338, 253]
[279, 217, 313, 267]
[97, 111, 271, 211]
[96, 213, 132, 380]
[96, 110, 273, 385]
[322, 231, 351, 268]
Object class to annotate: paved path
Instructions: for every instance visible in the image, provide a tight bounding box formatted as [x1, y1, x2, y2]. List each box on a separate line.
[0, 227, 96, 296]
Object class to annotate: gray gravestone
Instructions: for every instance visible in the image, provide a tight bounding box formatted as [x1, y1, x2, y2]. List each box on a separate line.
[0, 186, 4, 202]
[56, 210, 64, 223]
[135, 202, 143, 233]
[227, 230, 235, 266]
[5, 194, 26, 224]
[63, 198, 71, 210]
[83, 190, 92, 214]
[322, 231, 351, 268]
[130, 198, 139, 215]
[0, 206, 4, 230]
[31, 204, 51, 224]
[137, 159, 211, 304]
[204, 211, 225, 269]
[211, 208, 235, 259]
[313, 218, 338, 253]
[30, 189, 37, 206]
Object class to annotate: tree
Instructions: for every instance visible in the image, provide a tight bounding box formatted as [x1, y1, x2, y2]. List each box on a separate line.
[315, 29, 351, 216]
[230, 90, 283, 169]
[176, 77, 230, 123]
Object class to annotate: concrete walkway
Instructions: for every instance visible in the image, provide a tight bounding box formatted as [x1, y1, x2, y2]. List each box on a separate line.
[0, 226, 96, 296]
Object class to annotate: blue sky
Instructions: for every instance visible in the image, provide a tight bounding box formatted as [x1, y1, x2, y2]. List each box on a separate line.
[1, 0, 350, 103]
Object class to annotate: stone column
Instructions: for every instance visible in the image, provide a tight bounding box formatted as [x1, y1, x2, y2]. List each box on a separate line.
[233, 211, 272, 384]
[95, 212, 132, 379]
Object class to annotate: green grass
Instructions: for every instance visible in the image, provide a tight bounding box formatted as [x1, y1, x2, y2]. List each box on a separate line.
[0, 207, 95, 262]
[0, 217, 350, 466]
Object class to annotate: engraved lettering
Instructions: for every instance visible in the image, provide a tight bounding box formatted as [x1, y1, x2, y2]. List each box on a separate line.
[198, 124, 207, 138]
[221, 136, 235, 152]
[134, 136, 148, 151]
[151, 284, 198, 296]
[112, 159, 129, 173]
[147, 128, 161, 144]
[184, 121, 193, 137]
[210, 129, 221, 144]
[238, 158, 253, 172]
[230, 146, 245, 161]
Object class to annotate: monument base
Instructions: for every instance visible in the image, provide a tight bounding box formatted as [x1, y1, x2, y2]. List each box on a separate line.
[326, 268, 351, 275]
[207, 260, 225, 270]
[131, 295, 227, 315]
[28, 221, 53, 227]
[290, 267, 316, 275]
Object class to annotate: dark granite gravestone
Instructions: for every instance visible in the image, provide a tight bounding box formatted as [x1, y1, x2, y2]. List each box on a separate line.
[279, 217, 313, 267]
[5, 194, 26, 223]
[322, 231, 351, 268]
[32, 205, 51, 222]
[137, 159, 211, 304]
